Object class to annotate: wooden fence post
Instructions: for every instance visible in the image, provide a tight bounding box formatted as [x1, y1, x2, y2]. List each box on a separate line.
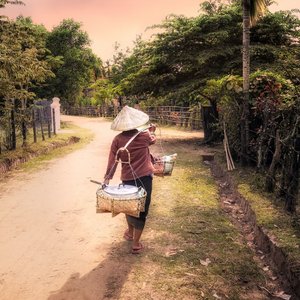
[21, 111, 27, 146]
[52, 108, 56, 135]
[10, 102, 16, 150]
[47, 116, 51, 138]
[39, 108, 45, 141]
[32, 108, 37, 143]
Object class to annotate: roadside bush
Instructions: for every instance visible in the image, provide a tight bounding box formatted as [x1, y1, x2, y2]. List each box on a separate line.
[204, 71, 300, 212]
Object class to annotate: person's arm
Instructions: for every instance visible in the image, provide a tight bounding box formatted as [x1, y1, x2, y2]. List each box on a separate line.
[103, 138, 118, 184]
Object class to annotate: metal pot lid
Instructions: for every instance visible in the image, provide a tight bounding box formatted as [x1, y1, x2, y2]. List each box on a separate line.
[104, 184, 139, 196]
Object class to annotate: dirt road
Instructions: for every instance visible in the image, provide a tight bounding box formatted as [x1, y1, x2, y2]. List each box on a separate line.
[0, 116, 129, 300]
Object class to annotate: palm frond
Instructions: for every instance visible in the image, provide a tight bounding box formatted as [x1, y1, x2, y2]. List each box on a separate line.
[249, 0, 268, 26]
[0, 0, 24, 8]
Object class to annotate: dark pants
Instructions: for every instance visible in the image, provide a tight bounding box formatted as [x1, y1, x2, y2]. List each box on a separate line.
[123, 175, 153, 230]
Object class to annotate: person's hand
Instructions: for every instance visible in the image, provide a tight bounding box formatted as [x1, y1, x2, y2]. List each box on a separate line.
[149, 123, 156, 133]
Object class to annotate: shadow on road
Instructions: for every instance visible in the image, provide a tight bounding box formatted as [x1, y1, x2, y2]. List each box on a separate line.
[47, 241, 137, 300]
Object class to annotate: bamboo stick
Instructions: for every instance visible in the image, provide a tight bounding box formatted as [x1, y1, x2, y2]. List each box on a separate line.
[223, 122, 236, 171]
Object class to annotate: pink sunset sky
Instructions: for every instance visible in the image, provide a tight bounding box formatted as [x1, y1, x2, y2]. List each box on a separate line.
[3, 0, 300, 61]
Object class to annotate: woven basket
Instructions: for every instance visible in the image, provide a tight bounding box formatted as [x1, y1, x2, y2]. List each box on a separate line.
[153, 153, 177, 177]
[96, 185, 147, 217]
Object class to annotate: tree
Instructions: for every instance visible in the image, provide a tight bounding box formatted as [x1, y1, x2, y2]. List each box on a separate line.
[106, 2, 243, 103]
[205, 70, 299, 211]
[241, 0, 268, 164]
[109, 7, 242, 103]
[0, 0, 23, 9]
[106, 1, 299, 109]
[89, 79, 117, 106]
[45, 19, 102, 106]
[0, 14, 54, 147]
[0, 0, 53, 149]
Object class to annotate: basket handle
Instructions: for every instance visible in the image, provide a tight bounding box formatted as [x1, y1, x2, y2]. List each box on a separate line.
[115, 147, 131, 164]
[90, 179, 107, 190]
[138, 186, 147, 196]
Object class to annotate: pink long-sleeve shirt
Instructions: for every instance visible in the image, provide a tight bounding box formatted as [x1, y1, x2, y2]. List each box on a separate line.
[104, 129, 156, 181]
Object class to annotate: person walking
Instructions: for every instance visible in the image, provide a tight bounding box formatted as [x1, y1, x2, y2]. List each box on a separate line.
[104, 105, 156, 254]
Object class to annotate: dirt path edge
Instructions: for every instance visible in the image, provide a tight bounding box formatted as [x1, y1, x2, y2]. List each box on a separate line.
[0, 136, 80, 178]
[209, 160, 300, 299]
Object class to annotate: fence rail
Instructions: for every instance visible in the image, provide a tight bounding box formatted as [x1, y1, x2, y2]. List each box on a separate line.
[63, 105, 203, 130]
[143, 106, 202, 130]
[0, 101, 56, 154]
[1, 103, 203, 154]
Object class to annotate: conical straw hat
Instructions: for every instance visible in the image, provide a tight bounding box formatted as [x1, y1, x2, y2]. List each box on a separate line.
[111, 105, 149, 131]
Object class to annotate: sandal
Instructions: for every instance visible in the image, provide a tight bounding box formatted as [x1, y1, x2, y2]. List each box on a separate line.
[123, 229, 133, 241]
[132, 243, 144, 254]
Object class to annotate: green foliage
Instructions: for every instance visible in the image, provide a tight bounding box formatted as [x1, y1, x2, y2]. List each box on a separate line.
[46, 19, 90, 55]
[0, 4, 102, 148]
[204, 69, 299, 210]
[200, 0, 231, 15]
[201, 70, 297, 154]
[0, 13, 55, 148]
[0, 19, 54, 101]
[252, 11, 300, 46]
[249, 0, 269, 26]
[106, 2, 299, 107]
[0, 0, 23, 9]
[44, 19, 102, 106]
[250, 11, 300, 81]
[86, 78, 117, 106]
[249, 70, 295, 109]
[0, 17, 54, 149]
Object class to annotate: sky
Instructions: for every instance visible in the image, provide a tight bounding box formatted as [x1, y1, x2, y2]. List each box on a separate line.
[3, 0, 300, 62]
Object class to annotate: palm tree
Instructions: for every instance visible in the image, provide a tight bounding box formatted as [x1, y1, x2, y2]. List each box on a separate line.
[241, 0, 268, 164]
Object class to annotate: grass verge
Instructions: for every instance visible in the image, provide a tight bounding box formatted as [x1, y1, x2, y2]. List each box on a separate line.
[118, 138, 268, 300]
[0, 121, 94, 175]
[231, 168, 300, 268]
[212, 146, 300, 293]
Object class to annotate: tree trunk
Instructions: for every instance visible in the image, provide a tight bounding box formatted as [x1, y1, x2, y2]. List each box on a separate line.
[285, 136, 300, 213]
[21, 98, 27, 147]
[265, 130, 281, 192]
[256, 125, 264, 169]
[241, 0, 251, 165]
[32, 108, 37, 143]
[39, 109, 45, 141]
[201, 103, 219, 143]
[10, 100, 16, 150]
[21, 117, 27, 147]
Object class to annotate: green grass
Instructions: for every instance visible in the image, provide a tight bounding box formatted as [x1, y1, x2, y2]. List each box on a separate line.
[0, 121, 94, 174]
[118, 139, 267, 300]
[215, 151, 300, 274]
[237, 181, 300, 263]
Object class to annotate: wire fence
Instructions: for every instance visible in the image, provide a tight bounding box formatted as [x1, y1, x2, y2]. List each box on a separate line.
[143, 105, 202, 130]
[63, 105, 115, 117]
[2, 100, 298, 212]
[0, 100, 57, 154]
[63, 104, 203, 130]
